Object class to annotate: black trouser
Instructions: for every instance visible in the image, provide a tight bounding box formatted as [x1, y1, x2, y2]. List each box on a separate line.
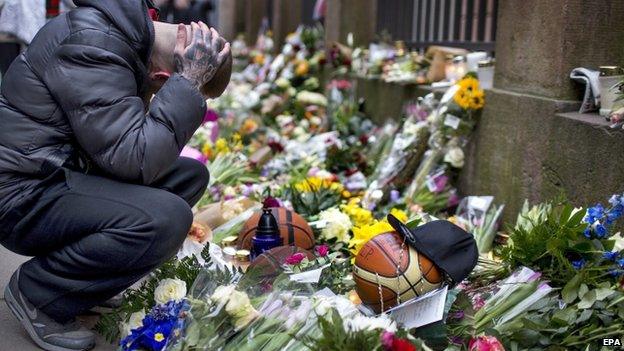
[1, 157, 208, 323]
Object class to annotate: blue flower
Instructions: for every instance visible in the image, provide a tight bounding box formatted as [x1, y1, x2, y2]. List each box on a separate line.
[595, 224, 608, 238]
[587, 204, 605, 220]
[571, 258, 586, 270]
[583, 228, 592, 238]
[618, 258, 624, 269]
[603, 251, 620, 261]
[608, 268, 623, 277]
[120, 300, 189, 351]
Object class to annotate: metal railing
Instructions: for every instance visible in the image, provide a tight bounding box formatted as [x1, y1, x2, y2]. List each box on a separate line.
[377, 0, 498, 52]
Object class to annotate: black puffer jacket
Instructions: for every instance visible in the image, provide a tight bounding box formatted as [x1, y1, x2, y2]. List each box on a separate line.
[0, 0, 207, 216]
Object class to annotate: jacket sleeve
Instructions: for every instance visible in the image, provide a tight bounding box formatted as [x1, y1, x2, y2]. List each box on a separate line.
[47, 41, 206, 184]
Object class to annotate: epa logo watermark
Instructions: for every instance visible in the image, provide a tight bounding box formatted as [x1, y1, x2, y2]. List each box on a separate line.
[602, 338, 623, 348]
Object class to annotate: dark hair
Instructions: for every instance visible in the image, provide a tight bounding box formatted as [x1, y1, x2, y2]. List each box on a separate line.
[200, 54, 232, 98]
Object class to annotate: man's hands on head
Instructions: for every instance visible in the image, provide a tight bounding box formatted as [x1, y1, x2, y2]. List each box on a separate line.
[173, 21, 230, 93]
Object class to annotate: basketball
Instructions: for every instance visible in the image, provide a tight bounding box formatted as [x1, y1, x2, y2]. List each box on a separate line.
[352, 231, 443, 313]
[238, 207, 315, 250]
[240, 246, 316, 287]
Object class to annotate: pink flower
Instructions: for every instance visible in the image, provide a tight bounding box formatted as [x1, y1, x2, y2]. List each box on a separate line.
[203, 108, 219, 123]
[180, 146, 207, 164]
[285, 252, 306, 265]
[469, 336, 505, 351]
[316, 245, 329, 257]
[472, 294, 485, 310]
[381, 331, 395, 349]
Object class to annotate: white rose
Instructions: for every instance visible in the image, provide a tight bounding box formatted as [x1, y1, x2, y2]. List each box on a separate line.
[225, 290, 258, 330]
[318, 207, 353, 243]
[344, 314, 397, 333]
[210, 285, 236, 306]
[120, 310, 145, 337]
[313, 297, 332, 317]
[444, 147, 465, 168]
[154, 278, 187, 304]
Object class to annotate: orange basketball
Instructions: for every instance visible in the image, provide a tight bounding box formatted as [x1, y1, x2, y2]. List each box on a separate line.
[240, 246, 316, 288]
[238, 207, 315, 250]
[352, 231, 443, 313]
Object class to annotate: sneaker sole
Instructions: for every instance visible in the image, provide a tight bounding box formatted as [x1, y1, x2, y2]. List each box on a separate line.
[4, 285, 95, 351]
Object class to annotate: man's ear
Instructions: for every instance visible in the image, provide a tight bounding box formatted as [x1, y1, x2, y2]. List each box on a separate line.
[150, 70, 172, 82]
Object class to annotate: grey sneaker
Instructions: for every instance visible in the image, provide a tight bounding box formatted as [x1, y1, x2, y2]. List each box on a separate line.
[4, 268, 96, 351]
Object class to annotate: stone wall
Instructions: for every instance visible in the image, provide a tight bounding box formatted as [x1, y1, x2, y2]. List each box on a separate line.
[459, 0, 624, 220]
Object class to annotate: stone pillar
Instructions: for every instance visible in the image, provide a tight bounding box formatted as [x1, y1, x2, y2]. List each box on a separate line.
[271, 0, 303, 50]
[494, 1, 624, 100]
[325, 0, 377, 47]
[245, 0, 269, 46]
[216, 0, 245, 41]
[459, 0, 624, 221]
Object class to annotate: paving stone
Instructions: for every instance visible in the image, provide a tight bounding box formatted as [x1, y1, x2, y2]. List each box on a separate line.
[0, 246, 115, 350]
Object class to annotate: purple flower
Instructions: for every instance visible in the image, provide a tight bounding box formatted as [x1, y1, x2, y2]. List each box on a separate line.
[389, 190, 401, 203]
[450, 310, 465, 320]
[433, 175, 448, 193]
[263, 196, 281, 208]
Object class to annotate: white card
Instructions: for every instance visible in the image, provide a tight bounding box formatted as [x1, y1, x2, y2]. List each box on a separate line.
[444, 114, 461, 130]
[425, 176, 438, 192]
[389, 286, 448, 329]
[468, 196, 493, 213]
[289, 264, 330, 283]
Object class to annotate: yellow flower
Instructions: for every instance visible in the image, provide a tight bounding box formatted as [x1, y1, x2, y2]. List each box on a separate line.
[253, 53, 265, 65]
[154, 333, 165, 342]
[202, 143, 213, 159]
[454, 76, 485, 111]
[389, 208, 408, 223]
[341, 199, 374, 228]
[215, 138, 230, 154]
[295, 60, 310, 76]
[348, 220, 394, 259]
[294, 177, 343, 193]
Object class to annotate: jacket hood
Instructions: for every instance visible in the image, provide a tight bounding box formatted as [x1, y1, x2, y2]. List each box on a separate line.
[73, 0, 157, 63]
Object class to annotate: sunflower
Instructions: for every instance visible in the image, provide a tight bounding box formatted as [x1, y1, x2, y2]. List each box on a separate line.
[453, 76, 485, 111]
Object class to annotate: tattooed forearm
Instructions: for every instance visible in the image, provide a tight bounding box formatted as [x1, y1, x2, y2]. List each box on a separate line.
[173, 22, 231, 92]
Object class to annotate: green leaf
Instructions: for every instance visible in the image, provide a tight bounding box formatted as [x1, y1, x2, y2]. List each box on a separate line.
[578, 284, 589, 298]
[559, 205, 573, 225]
[562, 274, 582, 303]
[595, 288, 615, 301]
[577, 289, 596, 309]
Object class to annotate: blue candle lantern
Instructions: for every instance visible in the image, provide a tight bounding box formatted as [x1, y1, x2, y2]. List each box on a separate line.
[250, 208, 283, 259]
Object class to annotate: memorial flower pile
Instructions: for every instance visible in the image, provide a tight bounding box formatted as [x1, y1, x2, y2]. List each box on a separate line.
[94, 27, 624, 351]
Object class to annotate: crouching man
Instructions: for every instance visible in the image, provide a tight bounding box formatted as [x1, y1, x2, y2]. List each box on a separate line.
[0, 1, 231, 350]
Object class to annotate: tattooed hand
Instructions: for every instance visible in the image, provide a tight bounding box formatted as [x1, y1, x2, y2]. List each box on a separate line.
[174, 21, 230, 91]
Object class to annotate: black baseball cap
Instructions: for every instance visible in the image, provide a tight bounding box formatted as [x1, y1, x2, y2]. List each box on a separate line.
[387, 214, 478, 286]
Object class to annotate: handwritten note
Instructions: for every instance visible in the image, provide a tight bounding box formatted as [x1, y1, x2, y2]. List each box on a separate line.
[388, 286, 448, 329]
